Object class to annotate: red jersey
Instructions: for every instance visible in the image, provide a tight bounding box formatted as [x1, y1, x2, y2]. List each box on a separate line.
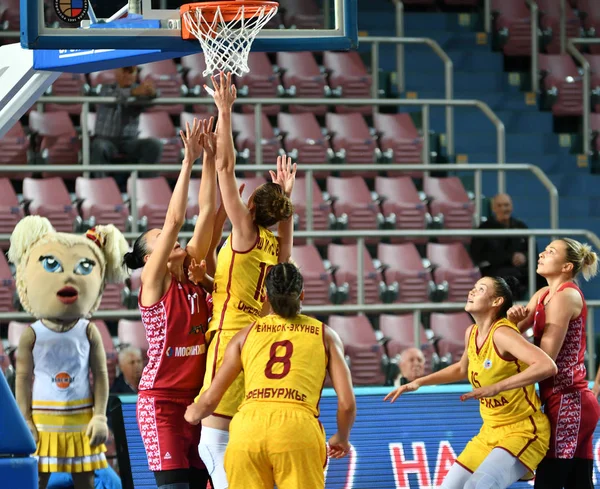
[138, 277, 209, 398]
[533, 282, 589, 403]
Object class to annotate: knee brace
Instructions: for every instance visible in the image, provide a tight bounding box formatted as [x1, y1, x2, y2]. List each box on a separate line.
[198, 427, 229, 489]
[464, 472, 502, 489]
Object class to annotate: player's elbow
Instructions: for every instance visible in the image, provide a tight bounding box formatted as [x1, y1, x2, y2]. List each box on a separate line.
[545, 358, 558, 378]
[338, 397, 356, 416]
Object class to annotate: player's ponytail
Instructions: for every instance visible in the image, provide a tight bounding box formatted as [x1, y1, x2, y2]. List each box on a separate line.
[562, 237, 599, 282]
[265, 262, 304, 318]
[491, 276, 520, 320]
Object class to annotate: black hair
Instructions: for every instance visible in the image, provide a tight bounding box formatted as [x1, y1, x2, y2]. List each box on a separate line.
[252, 182, 294, 228]
[265, 262, 304, 318]
[123, 230, 150, 270]
[491, 276, 520, 319]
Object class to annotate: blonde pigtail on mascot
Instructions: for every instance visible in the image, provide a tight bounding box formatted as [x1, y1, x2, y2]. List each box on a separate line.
[8, 216, 129, 489]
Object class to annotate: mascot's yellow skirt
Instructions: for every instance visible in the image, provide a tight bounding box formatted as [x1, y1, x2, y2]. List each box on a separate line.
[32, 409, 107, 473]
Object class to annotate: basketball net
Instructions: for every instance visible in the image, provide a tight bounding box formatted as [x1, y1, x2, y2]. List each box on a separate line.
[181, 2, 278, 77]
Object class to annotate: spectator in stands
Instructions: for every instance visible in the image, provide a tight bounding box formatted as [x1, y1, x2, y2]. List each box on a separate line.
[91, 66, 163, 184]
[394, 347, 425, 387]
[470, 193, 533, 299]
[110, 346, 143, 394]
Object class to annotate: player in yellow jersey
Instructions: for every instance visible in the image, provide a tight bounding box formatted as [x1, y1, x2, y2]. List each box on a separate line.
[385, 276, 557, 489]
[185, 263, 356, 489]
[197, 72, 298, 489]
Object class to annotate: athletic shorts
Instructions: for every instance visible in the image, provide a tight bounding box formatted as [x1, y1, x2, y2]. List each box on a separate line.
[224, 405, 327, 489]
[457, 410, 550, 480]
[137, 393, 204, 472]
[543, 389, 600, 460]
[198, 329, 244, 418]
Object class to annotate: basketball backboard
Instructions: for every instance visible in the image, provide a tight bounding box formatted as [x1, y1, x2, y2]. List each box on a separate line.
[21, 0, 358, 51]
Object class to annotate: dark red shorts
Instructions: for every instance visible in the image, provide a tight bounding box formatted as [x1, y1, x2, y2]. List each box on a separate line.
[137, 393, 204, 472]
[544, 389, 600, 459]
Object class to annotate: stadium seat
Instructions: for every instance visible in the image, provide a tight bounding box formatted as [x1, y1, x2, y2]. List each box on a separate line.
[327, 243, 386, 304]
[429, 312, 473, 363]
[291, 244, 334, 305]
[277, 112, 332, 172]
[328, 315, 386, 385]
[0, 178, 24, 249]
[590, 114, 600, 152]
[88, 69, 118, 89]
[290, 176, 334, 244]
[491, 0, 532, 57]
[539, 54, 583, 116]
[7, 321, 29, 352]
[45, 73, 88, 115]
[0, 0, 19, 31]
[323, 51, 372, 114]
[139, 59, 186, 114]
[22, 177, 78, 232]
[378, 314, 434, 375]
[0, 340, 11, 373]
[325, 113, 380, 174]
[427, 242, 481, 303]
[99, 284, 126, 311]
[117, 320, 149, 359]
[377, 243, 435, 303]
[423, 176, 475, 243]
[276, 52, 329, 115]
[231, 112, 283, 166]
[375, 176, 430, 244]
[237, 52, 283, 116]
[0, 252, 15, 312]
[0, 121, 31, 178]
[127, 177, 172, 231]
[28, 111, 81, 173]
[326, 176, 384, 242]
[138, 112, 183, 166]
[75, 177, 130, 231]
[537, 0, 581, 54]
[579, 0, 600, 50]
[278, 0, 324, 29]
[373, 113, 423, 178]
[584, 54, 600, 112]
[93, 320, 118, 386]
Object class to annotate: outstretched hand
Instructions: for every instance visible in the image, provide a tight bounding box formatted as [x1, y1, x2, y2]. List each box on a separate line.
[206, 72, 237, 112]
[198, 116, 217, 160]
[188, 258, 207, 285]
[383, 381, 420, 403]
[460, 384, 501, 402]
[506, 305, 529, 325]
[180, 118, 205, 164]
[269, 155, 297, 197]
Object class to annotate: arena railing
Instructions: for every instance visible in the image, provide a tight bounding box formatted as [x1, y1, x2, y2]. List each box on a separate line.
[37, 95, 507, 191]
[0, 228, 598, 376]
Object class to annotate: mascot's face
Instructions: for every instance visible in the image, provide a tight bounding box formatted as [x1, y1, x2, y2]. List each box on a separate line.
[24, 241, 103, 319]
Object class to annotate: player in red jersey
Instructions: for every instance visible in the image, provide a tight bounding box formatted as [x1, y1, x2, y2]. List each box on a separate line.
[123, 118, 217, 489]
[508, 238, 599, 489]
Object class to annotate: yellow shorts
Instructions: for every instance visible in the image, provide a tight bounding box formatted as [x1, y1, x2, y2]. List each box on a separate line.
[225, 405, 327, 489]
[457, 410, 550, 480]
[198, 329, 244, 418]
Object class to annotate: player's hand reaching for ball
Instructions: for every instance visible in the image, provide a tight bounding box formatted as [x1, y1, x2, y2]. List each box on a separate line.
[383, 380, 421, 403]
[328, 434, 351, 459]
[198, 116, 217, 160]
[181, 117, 205, 164]
[206, 71, 237, 113]
[188, 258, 207, 285]
[506, 305, 529, 325]
[269, 155, 297, 198]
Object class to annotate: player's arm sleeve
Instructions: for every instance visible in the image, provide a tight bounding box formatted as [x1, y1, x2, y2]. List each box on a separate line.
[15, 327, 36, 421]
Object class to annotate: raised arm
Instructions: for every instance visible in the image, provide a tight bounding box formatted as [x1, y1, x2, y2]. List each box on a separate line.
[184, 324, 251, 424]
[210, 72, 256, 247]
[460, 326, 557, 401]
[269, 156, 297, 264]
[140, 119, 204, 304]
[186, 117, 217, 264]
[384, 325, 472, 403]
[325, 326, 356, 459]
[508, 288, 545, 333]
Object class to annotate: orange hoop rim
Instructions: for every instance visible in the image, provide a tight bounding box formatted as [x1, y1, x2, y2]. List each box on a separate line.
[180, 1, 279, 23]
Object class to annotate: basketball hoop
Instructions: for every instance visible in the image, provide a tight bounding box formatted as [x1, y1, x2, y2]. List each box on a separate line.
[180, 1, 279, 77]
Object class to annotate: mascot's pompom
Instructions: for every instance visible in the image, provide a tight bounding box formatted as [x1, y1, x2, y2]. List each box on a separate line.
[8, 216, 55, 266]
[91, 224, 129, 284]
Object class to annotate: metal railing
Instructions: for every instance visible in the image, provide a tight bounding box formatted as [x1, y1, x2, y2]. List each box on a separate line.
[393, 1, 405, 93]
[0, 228, 597, 377]
[526, 0, 540, 94]
[36, 95, 507, 192]
[0, 161, 558, 235]
[567, 38, 596, 157]
[360, 36, 455, 159]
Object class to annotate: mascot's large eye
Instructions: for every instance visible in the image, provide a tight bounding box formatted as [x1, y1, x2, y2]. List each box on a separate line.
[39, 255, 63, 273]
[74, 259, 95, 276]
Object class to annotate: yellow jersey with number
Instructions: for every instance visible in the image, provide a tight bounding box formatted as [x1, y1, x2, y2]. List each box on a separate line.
[207, 226, 279, 336]
[468, 318, 541, 428]
[239, 313, 328, 416]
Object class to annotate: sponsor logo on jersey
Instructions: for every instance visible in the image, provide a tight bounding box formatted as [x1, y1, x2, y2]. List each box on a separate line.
[189, 324, 204, 335]
[52, 371, 74, 389]
[164, 452, 172, 460]
[165, 345, 206, 357]
[483, 359, 492, 369]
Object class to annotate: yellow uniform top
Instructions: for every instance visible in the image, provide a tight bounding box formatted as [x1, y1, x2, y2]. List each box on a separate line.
[240, 313, 328, 416]
[208, 226, 280, 336]
[468, 318, 541, 428]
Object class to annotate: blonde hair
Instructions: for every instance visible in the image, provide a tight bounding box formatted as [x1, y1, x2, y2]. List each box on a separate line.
[562, 237, 599, 282]
[8, 216, 129, 316]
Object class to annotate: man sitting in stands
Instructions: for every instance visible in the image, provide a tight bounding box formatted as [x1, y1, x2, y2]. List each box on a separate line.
[394, 347, 426, 387]
[110, 346, 143, 395]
